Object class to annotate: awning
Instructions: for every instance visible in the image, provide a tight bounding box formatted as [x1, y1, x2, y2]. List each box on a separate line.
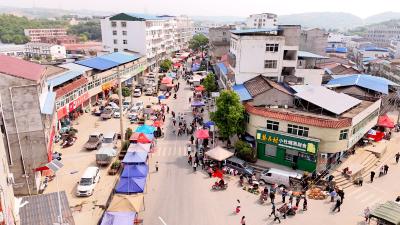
[378, 114, 395, 128]
[122, 151, 148, 164]
[115, 177, 146, 194]
[195, 85, 205, 92]
[195, 129, 209, 139]
[135, 125, 156, 134]
[108, 194, 144, 212]
[191, 101, 205, 107]
[161, 77, 173, 84]
[121, 164, 148, 178]
[370, 201, 400, 225]
[48, 70, 82, 87]
[100, 212, 136, 225]
[127, 143, 152, 153]
[205, 146, 234, 161]
[41, 92, 56, 115]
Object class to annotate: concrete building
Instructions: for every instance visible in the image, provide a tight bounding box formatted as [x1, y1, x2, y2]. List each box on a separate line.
[245, 13, 277, 29]
[355, 47, 390, 72]
[208, 26, 233, 61]
[365, 21, 400, 47]
[0, 44, 25, 58]
[299, 28, 328, 56]
[24, 43, 67, 60]
[370, 59, 400, 84]
[24, 28, 67, 43]
[39, 35, 78, 45]
[193, 22, 220, 36]
[101, 13, 193, 69]
[389, 39, 400, 59]
[0, 55, 61, 195]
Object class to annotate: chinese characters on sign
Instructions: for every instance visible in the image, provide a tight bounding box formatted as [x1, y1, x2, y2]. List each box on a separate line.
[257, 130, 318, 154]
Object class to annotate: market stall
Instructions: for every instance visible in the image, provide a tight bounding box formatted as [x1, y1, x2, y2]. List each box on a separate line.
[370, 201, 400, 225]
[205, 146, 234, 161]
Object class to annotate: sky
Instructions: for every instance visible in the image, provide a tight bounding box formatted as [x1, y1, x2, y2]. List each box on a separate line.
[1, 0, 400, 18]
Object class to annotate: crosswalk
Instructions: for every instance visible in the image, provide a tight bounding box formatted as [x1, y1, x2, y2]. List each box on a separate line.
[152, 143, 190, 157]
[345, 185, 386, 208]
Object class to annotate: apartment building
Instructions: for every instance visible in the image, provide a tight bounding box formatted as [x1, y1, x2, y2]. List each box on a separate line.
[0, 44, 25, 58]
[24, 28, 67, 43]
[299, 28, 328, 56]
[365, 22, 400, 47]
[101, 13, 193, 69]
[0, 55, 61, 195]
[209, 26, 233, 61]
[389, 39, 400, 59]
[24, 42, 67, 60]
[193, 22, 220, 36]
[245, 13, 277, 29]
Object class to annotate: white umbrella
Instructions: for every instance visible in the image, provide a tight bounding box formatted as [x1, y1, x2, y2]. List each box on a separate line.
[205, 146, 234, 161]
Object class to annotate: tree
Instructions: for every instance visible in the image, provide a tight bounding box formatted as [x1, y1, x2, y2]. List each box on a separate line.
[210, 90, 245, 140]
[68, 21, 101, 40]
[121, 87, 132, 98]
[159, 59, 173, 72]
[189, 34, 209, 51]
[234, 140, 257, 162]
[202, 73, 218, 93]
[78, 33, 88, 42]
[125, 128, 133, 141]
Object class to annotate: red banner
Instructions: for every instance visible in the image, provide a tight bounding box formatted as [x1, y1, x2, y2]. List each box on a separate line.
[68, 92, 89, 112]
[47, 126, 55, 162]
[57, 107, 67, 119]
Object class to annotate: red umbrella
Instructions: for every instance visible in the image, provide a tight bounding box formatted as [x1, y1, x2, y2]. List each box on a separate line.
[212, 169, 223, 179]
[153, 120, 163, 127]
[161, 77, 173, 84]
[137, 133, 151, 144]
[195, 129, 209, 139]
[195, 85, 205, 92]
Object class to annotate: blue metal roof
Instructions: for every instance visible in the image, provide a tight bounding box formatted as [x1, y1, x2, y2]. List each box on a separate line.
[325, 47, 348, 53]
[75, 57, 119, 71]
[127, 13, 164, 20]
[48, 70, 82, 87]
[232, 84, 252, 101]
[216, 63, 228, 76]
[231, 28, 278, 35]
[298, 51, 329, 59]
[98, 52, 141, 64]
[361, 47, 389, 52]
[58, 63, 92, 73]
[327, 74, 399, 94]
[41, 92, 56, 115]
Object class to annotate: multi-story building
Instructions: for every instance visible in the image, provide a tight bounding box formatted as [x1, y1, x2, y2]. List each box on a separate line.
[0, 55, 61, 195]
[101, 13, 193, 69]
[193, 22, 220, 36]
[370, 59, 400, 84]
[24, 42, 67, 60]
[245, 13, 277, 29]
[39, 35, 78, 45]
[354, 47, 390, 71]
[0, 44, 25, 58]
[299, 28, 328, 56]
[365, 21, 400, 47]
[24, 28, 67, 43]
[209, 26, 233, 61]
[389, 39, 400, 59]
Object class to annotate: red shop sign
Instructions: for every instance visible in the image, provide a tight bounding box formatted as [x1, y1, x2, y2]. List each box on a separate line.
[68, 92, 89, 112]
[57, 107, 67, 119]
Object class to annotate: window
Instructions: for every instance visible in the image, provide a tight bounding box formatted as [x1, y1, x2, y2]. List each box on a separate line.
[339, 129, 348, 140]
[121, 22, 127, 27]
[113, 39, 118, 44]
[112, 30, 117, 35]
[122, 31, 127, 35]
[123, 40, 128, 44]
[284, 149, 298, 162]
[298, 152, 316, 162]
[265, 144, 277, 157]
[266, 120, 279, 131]
[287, 124, 309, 137]
[264, 60, 277, 69]
[244, 113, 250, 123]
[266, 44, 279, 52]
[111, 21, 117, 27]
[114, 48, 118, 52]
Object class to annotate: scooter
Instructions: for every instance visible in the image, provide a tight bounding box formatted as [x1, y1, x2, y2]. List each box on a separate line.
[212, 182, 228, 190]
[259, 193, 268, 204]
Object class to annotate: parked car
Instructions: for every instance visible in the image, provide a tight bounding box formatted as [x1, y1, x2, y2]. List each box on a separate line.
[133, 89, 142, 97]
[113, 109, 122, 118]
[103, 132, 117, 148]
[259, 168, 302, 188]
[76, 167, 100, 197]
[135, 84, 143, 92]
[225, 156, 254, 177]
[96, 147, 116, 166]
[131, 101, 144, 112]
[122, 100, 130, 110]
[145, 88, 153, 96]
[83, 132, 103, 150]
[100, 106, 114, 120]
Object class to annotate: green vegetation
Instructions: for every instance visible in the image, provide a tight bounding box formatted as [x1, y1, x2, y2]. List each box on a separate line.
[189, 34, 209, 51]
[234, 140, 256, 162]
[159, 59, 173, 72]
[201, 72, 218, 93]
[210, 90, 245, 140]
[0, 14, 67, 44]
[124, 128, 133, 141]
[121, 87, 132, 98]
[68, 21, 101, 40]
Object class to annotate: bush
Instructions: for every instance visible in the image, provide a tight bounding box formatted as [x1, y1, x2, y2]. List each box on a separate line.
[121, 140, 130, 151]
[125, 128, 133, 140]
[111, 160, 121, 169]
[235, 140, 257, 162]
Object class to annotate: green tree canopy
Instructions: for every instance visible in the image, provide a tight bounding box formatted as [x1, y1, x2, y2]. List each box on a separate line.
[210, 90, 245, 140]
[202, 72, 218, 93]
[189, 34, 209, 51]
[159, 59, 173, 72]
[121, 87, 132, 98]
[68, 21, 101, 40]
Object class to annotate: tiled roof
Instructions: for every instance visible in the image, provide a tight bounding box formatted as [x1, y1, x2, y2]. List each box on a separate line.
[55, 77, 88, 98]
[0, 55, 45, 82]
[245, 103, 352, 128]
[244, 75, 292, 97]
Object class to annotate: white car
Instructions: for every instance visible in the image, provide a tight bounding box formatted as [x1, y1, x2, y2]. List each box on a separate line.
[133, 89, 142, 97]
[145, 88, 153, 96]
[131, 101, 144, 112]
[113, 110, 121, 118]
[76, 167, 100, 197]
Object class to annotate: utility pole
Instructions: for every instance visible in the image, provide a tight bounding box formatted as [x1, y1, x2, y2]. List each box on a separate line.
[118, 66, 124, 142]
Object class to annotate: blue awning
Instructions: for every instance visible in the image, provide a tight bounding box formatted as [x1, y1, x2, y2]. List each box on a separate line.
[326, 74, 399, 94]
[99, 52, 141, 64]
[75, 57, 119, 71]
[216, 63, 228, 77]
[41, 92, 56, 115]
[48, 70, 82, 87]
[232, 84, 252, 101]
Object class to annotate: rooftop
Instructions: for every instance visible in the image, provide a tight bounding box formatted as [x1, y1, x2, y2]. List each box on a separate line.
[298, 51, 329, 59]
[74, 52, 141, 71]
[231, 28, 278, 35]
[244, 75, 292, 97]
[0, 55, 45, 82]
[110, 12, 165, 21]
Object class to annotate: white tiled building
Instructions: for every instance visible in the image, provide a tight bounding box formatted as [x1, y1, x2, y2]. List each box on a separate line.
[24, 42, 67, 60]
[101, 13, 193, 69]
[24, 28, 67, 43]
[389, 39, 400, 59]
[245, 13, 278, 29]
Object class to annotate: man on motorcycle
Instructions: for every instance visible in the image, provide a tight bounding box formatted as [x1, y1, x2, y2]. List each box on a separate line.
[219, 179, 225, 187]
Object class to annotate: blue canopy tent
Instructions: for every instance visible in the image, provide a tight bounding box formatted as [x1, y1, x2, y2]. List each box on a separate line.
[115, 177, 146, 194]
[135, 125, 156, 134]
[100, 211, 136, 225]
[122, 151, 148, 164]
[166, 72, 176, 78]
[191, 101, 205, 107]
[192, 63, 200, 72]
[121, 164, 149, 178]
[204, 121, 215, 128]
[158, 95, 166, 99]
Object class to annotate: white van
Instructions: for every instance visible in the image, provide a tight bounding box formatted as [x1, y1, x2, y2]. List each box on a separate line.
[76, 167, 100, 197]
[103, 132, 117, 148]
[259, 168, 302, 188]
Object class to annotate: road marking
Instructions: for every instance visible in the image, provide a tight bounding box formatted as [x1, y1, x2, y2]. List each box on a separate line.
[158, 216, 167, 225]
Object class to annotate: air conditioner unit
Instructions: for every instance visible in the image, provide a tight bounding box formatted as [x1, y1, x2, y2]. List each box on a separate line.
[7, 173, 14, 185]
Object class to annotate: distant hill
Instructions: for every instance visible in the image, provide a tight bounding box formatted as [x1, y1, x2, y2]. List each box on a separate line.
[364, 11, 400, 25]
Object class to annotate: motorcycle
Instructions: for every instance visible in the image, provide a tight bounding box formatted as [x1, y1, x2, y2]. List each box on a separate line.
[212, 182, 228, 190]
[62, 137, 77, 148]
[259, 192, 268, 204]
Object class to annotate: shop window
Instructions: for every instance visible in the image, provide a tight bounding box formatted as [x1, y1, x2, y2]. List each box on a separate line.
[266, 120, 279, 131]
[287, 124, 309, 137]
[284, 149, 298, 162]
[339, 129, 348, 140]
[264, 144, 277, 157]
[298, 152, 316, 162]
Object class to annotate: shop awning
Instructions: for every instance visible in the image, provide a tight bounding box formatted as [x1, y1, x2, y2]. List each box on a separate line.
[191, 101, 205, 107]
[115, 177, 146, 194]
[161, 76, 173, 84]
[378, 114, 395, 128]
[195, 129, 209, 139]
[108, 194, 144, 212]
[136, 133, 152, 144]
[135, 125, 156, 134]
[205, 146, 234, 161]
[370, 201, 400, 225]
[127, 143, 152, 153]
[100, 212, 136, 225]
[195, 85, 205, 92]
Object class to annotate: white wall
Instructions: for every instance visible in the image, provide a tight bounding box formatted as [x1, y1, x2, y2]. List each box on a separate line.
[295, 68, 324, 85]
[50, 45, 66, 59]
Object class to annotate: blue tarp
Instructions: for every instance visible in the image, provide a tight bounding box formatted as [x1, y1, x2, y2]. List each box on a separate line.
[192, 63, 200, 72]
[48, 70, 83, 87]
[204, 121, 215, 128]
[99, 52, 141, 64]
[121, 164, 148, 178]
[122, 151, 148, 164]
[166, 72, 176, 78]
[115, 177, 146, 194]
[325, 47, 348, 53]
[101, 212, 136, 225]
[41, 92, 56, 115]
[327, 74, 399, 94]
[216, 63, 228, 77]
[191, 101, 205, 107]
[362, 47, 389, 52]
[135, 125, 156, 134]
[75, 57, 119, 71]
[232, 84, 252, 101]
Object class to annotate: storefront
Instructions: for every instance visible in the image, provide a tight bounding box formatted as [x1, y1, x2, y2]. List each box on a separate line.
[256, 130, 320, 172]
[56, 92, 89, 129]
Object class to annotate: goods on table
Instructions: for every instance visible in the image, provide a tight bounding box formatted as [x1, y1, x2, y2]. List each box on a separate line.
[308, 187, 327, 200]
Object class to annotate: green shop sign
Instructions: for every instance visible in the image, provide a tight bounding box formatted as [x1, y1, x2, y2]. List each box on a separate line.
[256, 130, 319, 154]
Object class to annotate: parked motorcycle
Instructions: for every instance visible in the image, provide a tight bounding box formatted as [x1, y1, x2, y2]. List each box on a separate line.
[62, 137, 77, 148]
[212, 182, 228, 190]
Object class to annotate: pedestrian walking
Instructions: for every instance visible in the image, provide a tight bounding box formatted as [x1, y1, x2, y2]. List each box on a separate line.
[332, 199, 341, 212]
[364, 207, 370, 223]
[189, 97, 191, 103]
[379, 166, 384, 176]
[188, 155, 192, 165]
[269, 192, 275, 204]
[166, 106, 169, 113]
[295, 195, 301, 207]
[268, 203, 276, 217]
[193, 161, 197, 172]
[396, 152, 400, 164]
[338, 189, 344, 203]
[281, 188, 287, 203]
[155, 161, 159, 172]
[190, 135, 194, 145]
[172, 118, 176, 126]
[187, 144, 192, 155]
[330, 189, 337, 202]
[384, 164, 389, 174]
[303, 197, 308, 211]
[207, 167, 213, 178]
[289, 193, 293, 205]
[240, 216, 246, 225]
[370, 171, 376, 183]
[171, 111, 175, 118]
